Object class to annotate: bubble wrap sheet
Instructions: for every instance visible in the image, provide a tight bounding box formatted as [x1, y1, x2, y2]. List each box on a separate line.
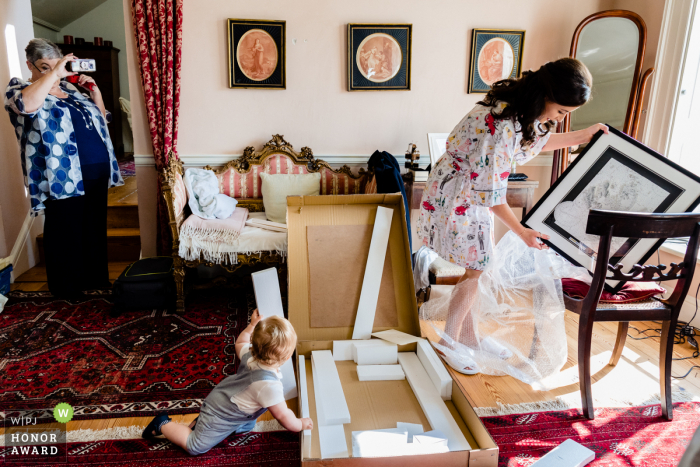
[419, 231, 591, 389]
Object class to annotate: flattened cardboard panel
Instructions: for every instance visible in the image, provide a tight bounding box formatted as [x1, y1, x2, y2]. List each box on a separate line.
[287, 195, 419, 344]
[308, 224, 398, 328]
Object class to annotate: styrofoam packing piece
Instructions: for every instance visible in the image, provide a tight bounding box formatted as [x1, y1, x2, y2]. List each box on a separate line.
[251, 268, 298, 399]
[356, 343, 398, 365]
[398, 352, 471, 451]
[371, 329, 424, 346]
[417, 339, 453, 401]
[530, 439, 595, 466]
[311, 350, 351, 425]
[352, 206, 394, 339]
[333, 341, 354, 361]
[413, 430, 448, 446]
[351, 429, 407, 458]
[352, 428, 449, 457]
[319, 424, 349, 459]
[396, 422, 424, 442]
[297, 355, 312, 459]
[356, 365, 405, 381]
[351, 339, 394, 363]
[311, 353, 348, 459]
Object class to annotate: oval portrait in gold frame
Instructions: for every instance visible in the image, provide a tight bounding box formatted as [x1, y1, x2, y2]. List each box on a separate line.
[236, 29, 278, 81]
[356, 33, 402, 83]
[477, 37, 515, 86]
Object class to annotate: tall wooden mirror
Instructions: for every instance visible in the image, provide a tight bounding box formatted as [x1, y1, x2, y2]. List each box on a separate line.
[551, 10, 655, 183]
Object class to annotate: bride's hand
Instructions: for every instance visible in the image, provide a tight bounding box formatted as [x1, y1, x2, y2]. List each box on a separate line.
[584, 123, 609, 142]
[517, 228, 550, 250]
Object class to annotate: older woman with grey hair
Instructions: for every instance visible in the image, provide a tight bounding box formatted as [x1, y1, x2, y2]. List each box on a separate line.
[4, 38, 124, 298]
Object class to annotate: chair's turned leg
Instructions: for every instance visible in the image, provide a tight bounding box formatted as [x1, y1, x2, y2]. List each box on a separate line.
[609, 322, 629, 366]
[174, 258, 186, 315]
[578, 315, 596, 419]
[660, 319, 676, 420]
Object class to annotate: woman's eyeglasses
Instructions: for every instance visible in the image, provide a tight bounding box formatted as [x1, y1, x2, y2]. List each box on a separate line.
[31, 62, 50, 74]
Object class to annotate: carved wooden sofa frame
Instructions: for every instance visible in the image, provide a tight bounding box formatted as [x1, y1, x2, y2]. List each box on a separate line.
[161, 135, 371, 313]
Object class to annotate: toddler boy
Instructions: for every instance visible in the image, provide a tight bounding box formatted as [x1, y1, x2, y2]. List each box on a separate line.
[142, 309, 312, 455]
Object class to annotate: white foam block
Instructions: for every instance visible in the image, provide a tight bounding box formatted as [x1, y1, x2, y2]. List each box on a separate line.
[351, 429, 407, 458]
[311, 353, 349, 459]
[352, 206, 394, 340]
[311, 350, 351, 425]
[251, 268, 297, 400]
[417, 339, 453, 401]
[356, 343, 398, 365]
[531, 439, 595, 467]
[351, 339, 394, 363]
[298, 355, 312, 459]
[333, 341, 355, 361]
[371, 329, 424, 346]
[356, 364, 405, 381]
[396, 422, 424, 442]
[414, 430, 448, 446]
[319, 424, 349, 459]
[398, 352, 471, 451]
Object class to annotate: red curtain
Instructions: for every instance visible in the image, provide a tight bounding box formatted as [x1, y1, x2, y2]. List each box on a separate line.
[130, 0, 183, 255]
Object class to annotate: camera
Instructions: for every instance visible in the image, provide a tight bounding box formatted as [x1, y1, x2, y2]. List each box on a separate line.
[69, 59, 96, 72]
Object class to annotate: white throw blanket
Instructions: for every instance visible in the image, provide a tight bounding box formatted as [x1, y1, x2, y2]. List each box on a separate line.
[184, 168, 237, 219]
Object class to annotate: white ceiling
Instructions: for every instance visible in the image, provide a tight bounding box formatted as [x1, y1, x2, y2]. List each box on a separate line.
[31, 0, 109, 29]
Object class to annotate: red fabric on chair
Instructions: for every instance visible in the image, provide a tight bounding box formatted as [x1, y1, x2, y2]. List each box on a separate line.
[130, 0, 183, 255]
[562, 278, 666, 303]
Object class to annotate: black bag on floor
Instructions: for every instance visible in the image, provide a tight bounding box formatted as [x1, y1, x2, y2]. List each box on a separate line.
[112, 257, 176, 313]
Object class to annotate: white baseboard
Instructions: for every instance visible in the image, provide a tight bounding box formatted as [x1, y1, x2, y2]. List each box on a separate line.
[0, 210, 42, 282]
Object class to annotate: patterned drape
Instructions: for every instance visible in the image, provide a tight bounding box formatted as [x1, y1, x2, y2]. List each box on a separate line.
[130, 0, 183, 255]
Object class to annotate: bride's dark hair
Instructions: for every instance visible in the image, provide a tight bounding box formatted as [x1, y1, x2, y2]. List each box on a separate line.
[478, 58, 592, 148]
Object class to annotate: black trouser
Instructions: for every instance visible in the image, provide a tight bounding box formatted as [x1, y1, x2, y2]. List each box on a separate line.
[43, 177, 110, 297]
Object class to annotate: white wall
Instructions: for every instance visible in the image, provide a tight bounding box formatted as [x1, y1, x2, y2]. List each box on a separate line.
[60, 0, 133, 152]
[0, 0, 34, 259]
[32, 22, 58, 42]
[123, 0, 664, 256]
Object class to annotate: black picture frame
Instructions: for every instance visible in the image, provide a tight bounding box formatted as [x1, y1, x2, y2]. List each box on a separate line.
[522, 126, 700, 293]
[227, 19, 286, 89]
[468, 29, 525, 94]
[347, 23, 412, 91]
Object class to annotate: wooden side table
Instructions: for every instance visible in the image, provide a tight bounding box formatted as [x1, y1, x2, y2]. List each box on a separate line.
[404, 177, 539, 216]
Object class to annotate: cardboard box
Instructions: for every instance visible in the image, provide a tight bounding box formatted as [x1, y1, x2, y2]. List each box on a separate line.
[287, 194, 499, 466]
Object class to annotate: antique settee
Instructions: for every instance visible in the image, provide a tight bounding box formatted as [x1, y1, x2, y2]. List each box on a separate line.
[161, 135, 373, 313]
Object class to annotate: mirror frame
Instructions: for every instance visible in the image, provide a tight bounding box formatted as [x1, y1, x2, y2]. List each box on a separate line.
[551, 10, 653, 182]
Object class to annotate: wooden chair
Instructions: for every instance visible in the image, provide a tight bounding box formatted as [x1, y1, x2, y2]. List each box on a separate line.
[564, 209, 700, 420]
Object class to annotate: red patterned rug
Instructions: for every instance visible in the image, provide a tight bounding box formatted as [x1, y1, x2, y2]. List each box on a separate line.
[0, 430, 299, 466]
[118, 159, 136, 177]
[0, 288, 254, 422]
[481, 402, 700, 466]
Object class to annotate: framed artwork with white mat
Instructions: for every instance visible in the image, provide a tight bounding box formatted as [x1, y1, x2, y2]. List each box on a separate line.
[427, 133, 449, 168]
[522, 126, 700, 293]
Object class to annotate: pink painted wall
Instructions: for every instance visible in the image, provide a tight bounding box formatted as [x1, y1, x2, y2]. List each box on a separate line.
[123, 0, 665, 256]
[0, 0, 34, 258]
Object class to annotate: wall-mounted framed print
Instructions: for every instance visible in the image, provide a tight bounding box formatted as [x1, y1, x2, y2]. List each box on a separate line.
[227, 19, 285, 89]
[347, 23, 412, 91]
[522, 126, 700, 293]
[427, 133, 449, 167]
[468, 29, 525, 93]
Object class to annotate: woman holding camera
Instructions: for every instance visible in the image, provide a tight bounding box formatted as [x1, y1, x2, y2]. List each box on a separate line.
[4, 38, 124, 298]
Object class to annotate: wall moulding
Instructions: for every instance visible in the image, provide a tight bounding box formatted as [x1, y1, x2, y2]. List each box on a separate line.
[134, 153, 554, 168]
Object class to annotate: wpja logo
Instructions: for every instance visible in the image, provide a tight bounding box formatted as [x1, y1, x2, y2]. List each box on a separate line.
[4, 404, 71, 463]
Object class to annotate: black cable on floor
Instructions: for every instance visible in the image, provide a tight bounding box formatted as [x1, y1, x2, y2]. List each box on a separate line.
[626, 280, 700, 379]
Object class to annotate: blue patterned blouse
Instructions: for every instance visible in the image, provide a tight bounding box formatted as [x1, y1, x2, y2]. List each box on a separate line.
[4, 77, 124, 211]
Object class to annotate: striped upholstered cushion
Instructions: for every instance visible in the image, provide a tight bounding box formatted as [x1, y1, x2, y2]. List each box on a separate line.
[215, 154, 367, 198]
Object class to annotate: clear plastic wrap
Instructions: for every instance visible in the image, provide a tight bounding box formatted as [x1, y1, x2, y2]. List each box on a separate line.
[419, 231, 591, 389]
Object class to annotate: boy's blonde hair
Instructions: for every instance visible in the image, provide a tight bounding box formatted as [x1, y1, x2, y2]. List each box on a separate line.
[250, 316, 297, 367]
